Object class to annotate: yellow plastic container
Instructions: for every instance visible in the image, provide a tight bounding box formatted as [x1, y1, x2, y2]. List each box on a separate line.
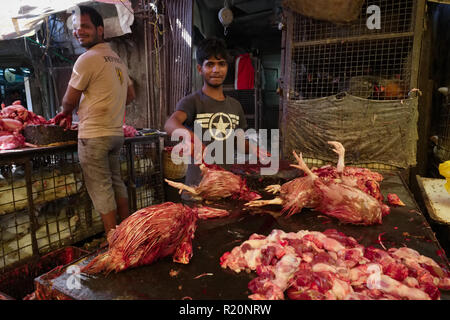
[438, 160, 450, 194]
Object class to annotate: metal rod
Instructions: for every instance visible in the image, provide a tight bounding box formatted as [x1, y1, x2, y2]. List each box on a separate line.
[25, 159, 39, 258]
[292, 32, 415, 48]
[409, 0, 426, 90]
[148, 10, 157, 129]
[129, 142, 137, 213]
[158, 16, 165, 130]
[144, 14, 151, 128]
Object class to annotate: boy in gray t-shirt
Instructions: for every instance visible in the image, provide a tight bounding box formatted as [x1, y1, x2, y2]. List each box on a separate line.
[175, 89, 247, 188]
[164, 38, 266, 198]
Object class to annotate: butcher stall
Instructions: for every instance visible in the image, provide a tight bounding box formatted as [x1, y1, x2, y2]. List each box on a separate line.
[24, 164, 450, 301]
[0, 133, 165, 298]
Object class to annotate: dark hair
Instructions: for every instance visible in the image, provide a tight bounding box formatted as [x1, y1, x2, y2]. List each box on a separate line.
[78, 5, 104, 28]
[196, 37, 231, 65]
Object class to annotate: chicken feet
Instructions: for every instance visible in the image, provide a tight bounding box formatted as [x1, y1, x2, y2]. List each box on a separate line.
[164, 179, 202, 200]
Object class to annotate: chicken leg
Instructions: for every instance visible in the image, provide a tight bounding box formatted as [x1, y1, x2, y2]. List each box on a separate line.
[327, 141, 345, 174]
[265, 184, 282, 194]
[164, 179, 201, 199]
[244, 197, 284, 207]
[246, 151, 314, 208]
[290, 151, 317, 180]
[263, 146, 312, 195]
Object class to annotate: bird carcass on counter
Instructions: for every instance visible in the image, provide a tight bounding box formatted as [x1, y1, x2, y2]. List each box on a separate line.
[245, 142, 399, 225]
[165, 164, 261, 202]
[82, 202, 229, 275]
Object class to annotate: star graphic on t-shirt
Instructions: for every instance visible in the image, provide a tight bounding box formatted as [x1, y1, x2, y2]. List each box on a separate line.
[213, 115, 230, 137]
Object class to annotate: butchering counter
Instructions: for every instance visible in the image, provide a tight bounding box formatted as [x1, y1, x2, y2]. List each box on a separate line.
[32, 171, 450, 300]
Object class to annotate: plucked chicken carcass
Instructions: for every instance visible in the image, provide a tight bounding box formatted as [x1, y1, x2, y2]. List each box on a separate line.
[82, 202, 198, 274]
[82, 202, 229, 275]
[246, 141, 391, 220]
[0, 118, 23, 133]
[312, 142, 397, 216]
[220, 229, 450, 300]
[243, 142, 347, 215]
[165, 164, 261, 202]
[292, 151, 383, 225]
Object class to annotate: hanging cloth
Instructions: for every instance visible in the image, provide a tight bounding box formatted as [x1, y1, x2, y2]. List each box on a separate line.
[234, 53, 255, 90]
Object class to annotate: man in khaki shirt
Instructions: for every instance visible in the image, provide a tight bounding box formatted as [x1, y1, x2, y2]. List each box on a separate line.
[54, 6, 135, 236]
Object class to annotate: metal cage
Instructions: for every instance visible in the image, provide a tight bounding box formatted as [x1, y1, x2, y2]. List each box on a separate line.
[281, 0, 425, 169]
[121, 135, 165, 213]
[0, 135, 165, 272]
[287, 0, 417, 101]
[435, 95, 450, 162]
[0, 146, 88, 271]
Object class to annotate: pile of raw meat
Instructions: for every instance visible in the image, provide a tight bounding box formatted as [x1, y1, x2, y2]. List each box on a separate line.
[0, 100, 47, 150]
[123, 125, 137, 137]
[220, 228, 450, 300]
[82, 202, 229, 275]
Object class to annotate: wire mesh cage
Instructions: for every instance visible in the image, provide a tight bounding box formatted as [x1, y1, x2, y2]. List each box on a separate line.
[282, 0, 423, 170]
[0, 147, 89, 271]
[291, 38, 413, 100]
[288, 0, 417, 101]
[435, 96, 450, 162]
[0, 135, 165, 272]
[122, 136, 165, 213]
[292, 0, 415, 43]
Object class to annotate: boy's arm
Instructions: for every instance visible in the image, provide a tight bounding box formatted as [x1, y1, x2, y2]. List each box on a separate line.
[164, 111, 205, 161]
[235, 130, 271, 162]
[164, 110, 188, 136]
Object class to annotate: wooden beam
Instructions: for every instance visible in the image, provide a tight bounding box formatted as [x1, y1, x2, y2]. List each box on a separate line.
[427, 0, 450, 4]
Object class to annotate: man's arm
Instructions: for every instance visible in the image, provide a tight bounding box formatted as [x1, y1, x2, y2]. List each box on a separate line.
[164, 110, 188, 136]
[164, 110, 201, 146]
[164, 110, 204, 162]
[61, 85, 82, 115]
[52, 85, 82, 129]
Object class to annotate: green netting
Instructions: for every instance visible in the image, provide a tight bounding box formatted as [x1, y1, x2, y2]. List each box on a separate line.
[283, 93, 418, 169]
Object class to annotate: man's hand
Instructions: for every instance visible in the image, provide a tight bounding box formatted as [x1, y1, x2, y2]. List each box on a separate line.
[52, 112, 72, 130]
[183, 135, 206, 164]
[258, 147, 272, 164]
[248, 142, 271, 164]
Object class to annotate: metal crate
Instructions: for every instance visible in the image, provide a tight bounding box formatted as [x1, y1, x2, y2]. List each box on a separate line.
[0, 135, 165, 272]
[121, 135, 165, 213]
[0, 145, 90, 271]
